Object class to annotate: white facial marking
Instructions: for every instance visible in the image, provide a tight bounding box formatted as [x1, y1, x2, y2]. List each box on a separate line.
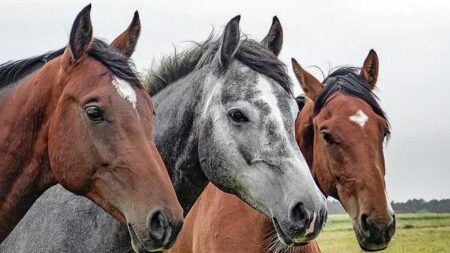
[255, 74, 324, 201]
[112, 78, 138, 114]
[256, 75, 288, 140]
[349, 109, 368, 128]
[305, 212, 316, 234]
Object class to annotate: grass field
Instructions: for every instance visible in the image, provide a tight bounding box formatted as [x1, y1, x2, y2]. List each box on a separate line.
[317, 213, 450, 253]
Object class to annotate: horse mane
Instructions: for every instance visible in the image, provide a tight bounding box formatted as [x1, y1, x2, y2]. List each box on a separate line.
[88, 39, 140, 86]
[0, 38, 140, 89]
[314, 67, 390, 137]
[145, 33, 292, 96]
[0, 48, 65, 88]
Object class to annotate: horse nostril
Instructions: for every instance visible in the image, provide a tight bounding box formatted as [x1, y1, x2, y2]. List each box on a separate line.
[148, 210, 169, 242]
[320, 207, 328, 225]
[361, 213, 370, 231]
[387, 214, 396, 238]
[290, 202, 309, 227]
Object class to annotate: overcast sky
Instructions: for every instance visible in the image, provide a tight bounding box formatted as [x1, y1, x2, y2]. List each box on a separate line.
[1, 0, 449, 202]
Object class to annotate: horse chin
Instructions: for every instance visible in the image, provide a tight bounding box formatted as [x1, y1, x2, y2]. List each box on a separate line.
[128, 223, 164, 253]
[353, 223, 388, 252]
[356, 237, 388, 252]
[271, 217, 310, 247]
[358, 242, 387, 252]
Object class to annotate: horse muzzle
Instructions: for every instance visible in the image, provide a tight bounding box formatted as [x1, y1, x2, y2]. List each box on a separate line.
[272, 205, 327, 246]
[355, 213, 396, 251]
[128, 209, 183, 252]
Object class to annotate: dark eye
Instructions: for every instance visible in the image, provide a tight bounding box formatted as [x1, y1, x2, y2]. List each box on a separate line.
[228, 109, 249, 123]
[85, 106, 104, 122]
[320, 130, 337, 145]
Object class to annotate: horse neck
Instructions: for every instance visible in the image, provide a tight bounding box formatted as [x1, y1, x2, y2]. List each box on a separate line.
[0, 60, 60, 241]
[152, 70, 211, 215]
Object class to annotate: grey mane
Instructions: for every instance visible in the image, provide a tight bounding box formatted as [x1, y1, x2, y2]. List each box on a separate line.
[145, 33, 292, 96]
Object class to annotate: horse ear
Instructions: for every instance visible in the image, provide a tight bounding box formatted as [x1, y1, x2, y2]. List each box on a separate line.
[292, 58, 323, 101]
[261, 16, 283, 56]
[111, 11, 141, 58]
[360, 49, 379, 90]
[220, 15, 241, 66]
[67, 4, 93, 64]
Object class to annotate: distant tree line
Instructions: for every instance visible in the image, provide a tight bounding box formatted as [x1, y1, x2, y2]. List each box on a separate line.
[391, 199, 450, 213]
[326, 198, 450, 214]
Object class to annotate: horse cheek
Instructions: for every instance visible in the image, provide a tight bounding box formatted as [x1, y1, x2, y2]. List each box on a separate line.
[48, 113, 93, 194]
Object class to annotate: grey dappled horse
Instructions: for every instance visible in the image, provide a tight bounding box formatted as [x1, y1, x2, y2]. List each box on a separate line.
[1, 16, 326, 252]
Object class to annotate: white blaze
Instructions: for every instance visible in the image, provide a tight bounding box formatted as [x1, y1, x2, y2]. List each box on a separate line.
[349, 109, 368, 128]
[256, 75, 286, 132]
[255, 74, 317, 181]
[112, 78, 138, 113]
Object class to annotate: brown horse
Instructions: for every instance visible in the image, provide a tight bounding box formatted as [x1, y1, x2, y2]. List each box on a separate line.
[0, 5, 183, 252]
[169, 50, 395, 253]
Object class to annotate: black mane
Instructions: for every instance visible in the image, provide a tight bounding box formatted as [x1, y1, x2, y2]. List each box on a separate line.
[0, 48, 64, 88]
[314, 67, 390, 135]
[145, 34, 292, 96]
[0, 38, 140, 88]
[88, 39, 140, 86]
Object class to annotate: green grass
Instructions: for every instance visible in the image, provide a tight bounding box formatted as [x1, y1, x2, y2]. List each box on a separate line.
[317, 213, 450, 253]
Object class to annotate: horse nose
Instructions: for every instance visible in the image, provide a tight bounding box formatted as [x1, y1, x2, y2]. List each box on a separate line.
[289, 202, 310, 229]
[290, 202, 327, 236]
[361, 213, 395, 231]
[361, 213, 371, 232]
[148, 210, 169, 243]
[360, 213, 396, 245]
[387, 214, 396, 238]
[147, 210, 184, 249]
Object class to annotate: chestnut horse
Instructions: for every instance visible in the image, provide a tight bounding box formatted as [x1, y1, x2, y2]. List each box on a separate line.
[169, 50, 395, 253]
[0, 5, 183, 252]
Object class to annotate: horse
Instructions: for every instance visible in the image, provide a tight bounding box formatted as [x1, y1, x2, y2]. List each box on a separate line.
[167, 50, 396, 253]
[0, 5, 183, 252]
[0, 16, 327, 252]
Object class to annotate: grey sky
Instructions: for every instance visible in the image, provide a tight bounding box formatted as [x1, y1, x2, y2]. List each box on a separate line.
[1, 0, 449, 202]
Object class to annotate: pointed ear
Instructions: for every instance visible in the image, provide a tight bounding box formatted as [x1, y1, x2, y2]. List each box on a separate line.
[66, 4, 93, 64]
[360, 49, 379, 90]
[111, 11, 141, 58]
[292, 58, 323, 101]
[220, 15, 241, 66]
[261, 16, 283, 56]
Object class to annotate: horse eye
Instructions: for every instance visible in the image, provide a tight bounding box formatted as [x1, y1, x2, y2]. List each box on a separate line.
[85, 106, 104, 122]
[320, 130, 336, 145]
[228, 109, 249, 123]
